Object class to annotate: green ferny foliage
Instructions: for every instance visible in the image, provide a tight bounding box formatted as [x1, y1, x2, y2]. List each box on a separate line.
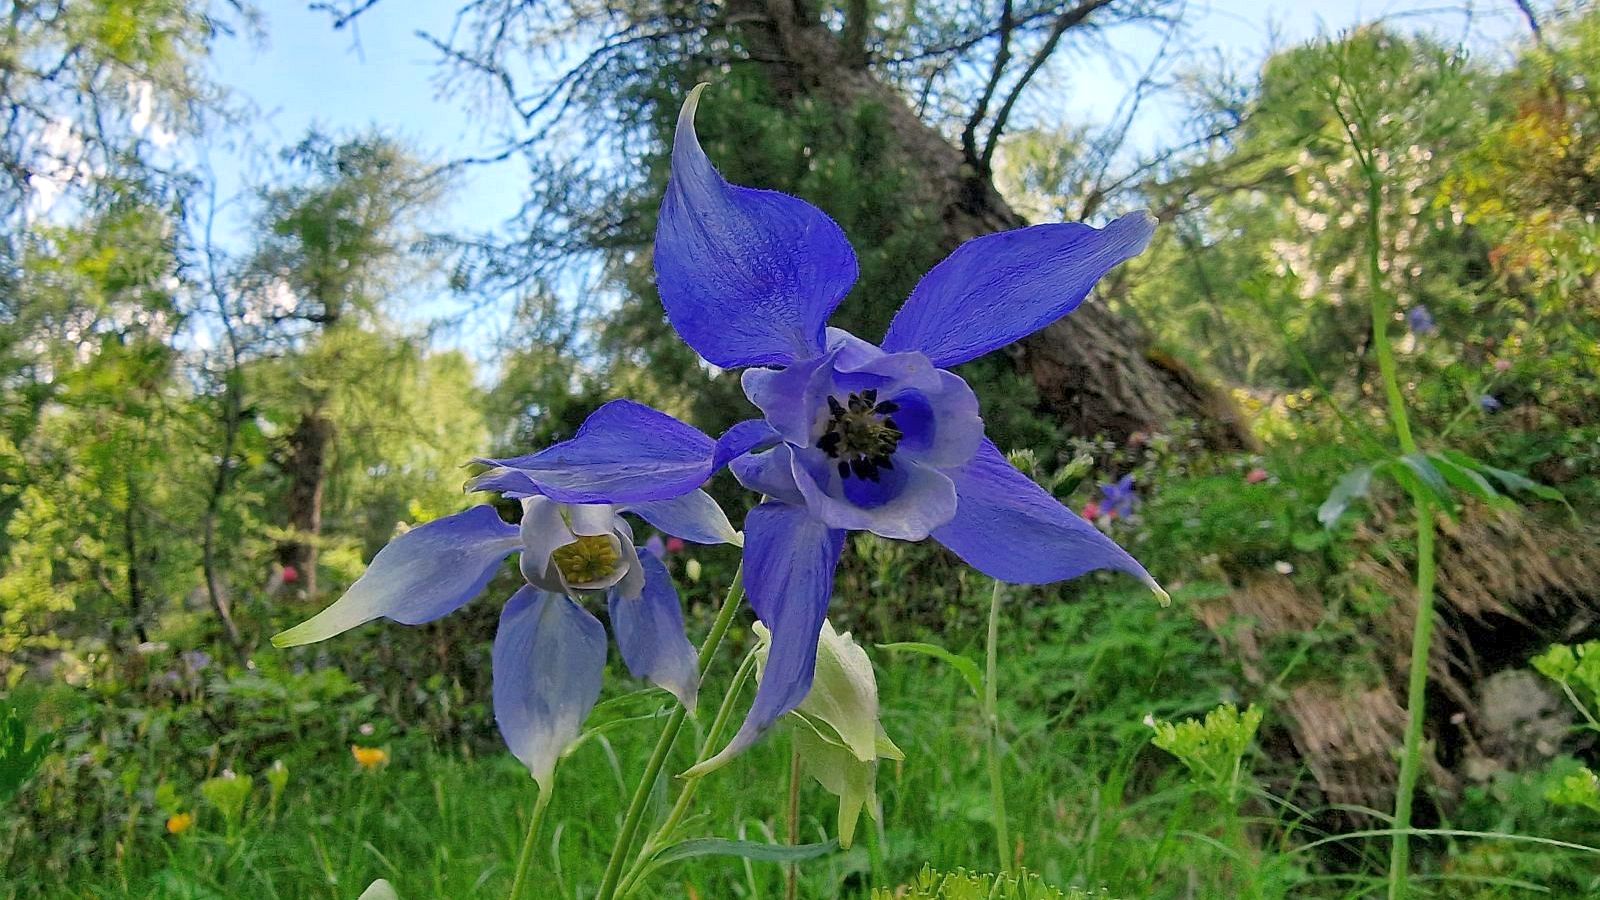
[1533, 642, 1600, 731]
[1149, 703, 1264, 803]
[1546, 766, 1600, 815]
[200, 771, 253, 834]
[872, 866, 1115, 899]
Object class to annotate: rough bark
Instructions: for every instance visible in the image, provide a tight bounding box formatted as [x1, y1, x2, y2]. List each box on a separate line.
[725, 0, 1254, 449]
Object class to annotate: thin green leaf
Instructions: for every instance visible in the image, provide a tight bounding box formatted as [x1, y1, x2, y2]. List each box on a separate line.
[652, 838, 836, 865]
[1389, 455, 1457, 518]
[567, 709, 674, 754]
[1441, 450, 1569, 507]
[1397, 453, 1450, 500]
[1318, 465, 1375, 528]
[876, 642, 983, 698]
[632, 838, 838, 887]
[1425, 452, 1505, 507]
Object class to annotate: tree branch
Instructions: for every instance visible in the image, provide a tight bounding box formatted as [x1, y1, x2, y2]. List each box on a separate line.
[963, 0, 1015, 170]
[980, 0, 1117, 169]
[841, 0, 871, 68]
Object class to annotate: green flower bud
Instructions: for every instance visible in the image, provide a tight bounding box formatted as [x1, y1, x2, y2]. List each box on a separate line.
[358, 879, 400, 900]
[755, 620, 903, 848]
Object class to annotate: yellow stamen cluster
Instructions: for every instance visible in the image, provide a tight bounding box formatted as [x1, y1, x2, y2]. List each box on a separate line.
[551, 534, 621, 584]
[351, 745, 388, 770]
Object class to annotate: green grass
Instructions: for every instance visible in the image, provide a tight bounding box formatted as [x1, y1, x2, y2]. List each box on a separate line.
[4, 581, 1597, 898]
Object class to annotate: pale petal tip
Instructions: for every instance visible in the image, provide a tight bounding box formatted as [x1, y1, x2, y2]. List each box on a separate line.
[679, 740, 740, 780]
[680, 82, 709, 125]
[271, 612, 349, 647]
[270, 625, 313, 649]
[1150, 580, 1171, 608]
[270, 604, 365, 648]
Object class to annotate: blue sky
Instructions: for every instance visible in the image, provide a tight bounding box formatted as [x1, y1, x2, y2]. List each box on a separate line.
[205, 2, 521, 236]
[199, 0, 1528, 350]
[207, 0, 1527, 234]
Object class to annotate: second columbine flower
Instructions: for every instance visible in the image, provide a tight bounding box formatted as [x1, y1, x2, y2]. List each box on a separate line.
[272, 401, 745, 790]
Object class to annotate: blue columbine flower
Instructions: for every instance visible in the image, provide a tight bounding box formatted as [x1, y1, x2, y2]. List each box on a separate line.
[1100, 474, 1139, 519]
[272, 400, 743, 790]
[647, 85, 1166, 772]
[1406, 305, 1436, 335]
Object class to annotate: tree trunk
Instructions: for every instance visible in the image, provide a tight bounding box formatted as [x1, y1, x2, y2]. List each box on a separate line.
[725, 0, 1254, 449]
[278, 410, 332, 598]
[123, 469, 150, 646]
[202, 366, 246, 663]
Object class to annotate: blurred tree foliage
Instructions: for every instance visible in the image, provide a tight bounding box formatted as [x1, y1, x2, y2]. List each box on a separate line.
[1, 173, 194, 659]
[0, 0, 1593, 688]
[1, 115, 488, 677]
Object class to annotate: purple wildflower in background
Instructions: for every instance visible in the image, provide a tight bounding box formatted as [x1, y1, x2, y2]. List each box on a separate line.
[273, 401, 743, 789]
[649, 85, 1166, 771]
[1406, 304, 1436, 335]
[1479, 395, 1502, 412]
[1099, 475, 1139, 519]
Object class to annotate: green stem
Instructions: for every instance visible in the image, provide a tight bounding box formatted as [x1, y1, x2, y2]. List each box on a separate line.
[1387, 495, 1437, 900]
[617, 649, 759, 896]
[1560, 682, 1600, 734]
[1363, 168, 1417, 458]
[1350, 134, 1431, 900]
[506, 781, 553, 900]
[785, 737, 801, 900]
[984, 579, 1014, 876]
[594, 566, 746, 900]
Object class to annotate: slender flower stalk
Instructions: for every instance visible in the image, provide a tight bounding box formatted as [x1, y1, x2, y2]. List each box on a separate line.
[785, 740, 802, 900]
[984, 579, 1014, 876]
[1390, 501, 1437, 900]
[507, 782, 553, 900]
[618, 650, 760, 896]
[595, 567, 746, 900]
[1338, 109, 1434, 900]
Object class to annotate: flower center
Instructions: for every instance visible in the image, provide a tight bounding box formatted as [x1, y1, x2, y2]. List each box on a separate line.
[816, 389, 902, 482]
[550, 534, 620, 584]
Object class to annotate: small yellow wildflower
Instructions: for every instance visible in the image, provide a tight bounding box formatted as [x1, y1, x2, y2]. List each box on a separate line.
[165, 812, 194, 835]
[351, 745, 388, 771]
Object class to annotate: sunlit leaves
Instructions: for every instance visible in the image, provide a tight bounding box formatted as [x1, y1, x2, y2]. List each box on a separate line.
[1149, 703, 1263, 803]
[1533, 641, 1600, 729]
[1546, 766, 1600, 816]
[872, 864, 1098, 899]
[0, 704, 53, 805]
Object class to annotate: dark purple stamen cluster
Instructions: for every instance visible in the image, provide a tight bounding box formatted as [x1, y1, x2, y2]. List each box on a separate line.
[817, 389, 902, 481]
